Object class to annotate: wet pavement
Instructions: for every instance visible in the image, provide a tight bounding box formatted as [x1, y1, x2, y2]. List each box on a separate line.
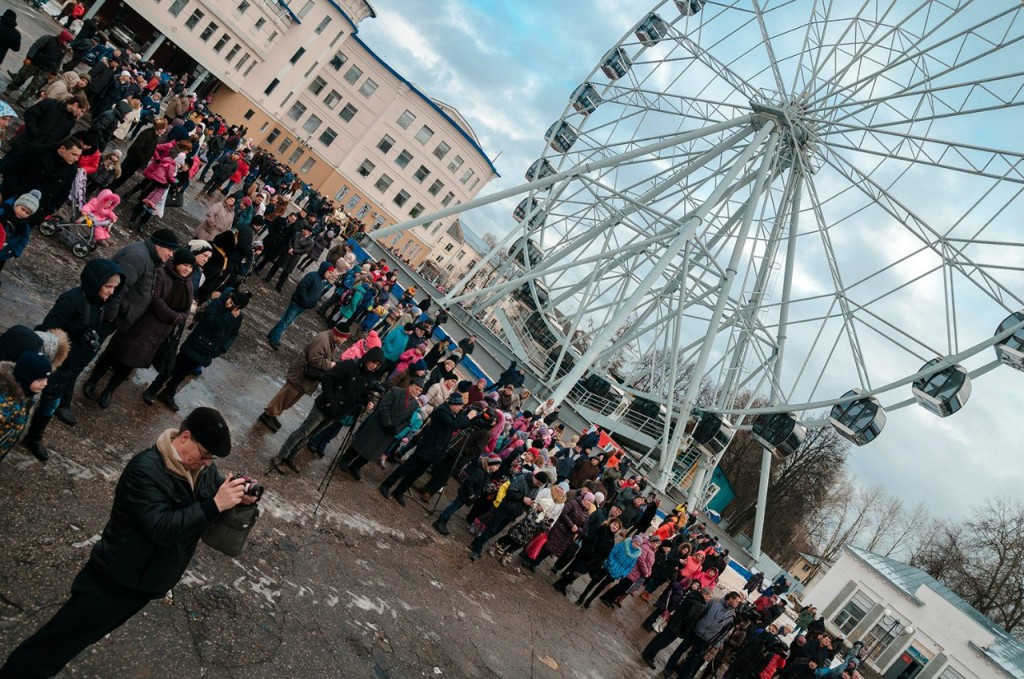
[0, 142, 659, 679]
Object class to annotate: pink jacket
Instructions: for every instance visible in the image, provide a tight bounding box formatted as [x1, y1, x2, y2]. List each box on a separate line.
[627, 538, 656, 582]
[393, 348, 424, 376]
[143, 153, 178, 184]
[340, 330, 381, 361]
[80, 189, 120, 223]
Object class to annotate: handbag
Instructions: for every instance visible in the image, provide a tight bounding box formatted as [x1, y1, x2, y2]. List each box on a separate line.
[652, 610, 669, 633]
[202, 504, 260, 557]
[524, 531, 548, 560]
[152, 324, 184, 375]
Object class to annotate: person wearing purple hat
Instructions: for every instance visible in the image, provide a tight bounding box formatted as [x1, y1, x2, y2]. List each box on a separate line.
[0, 407, 255, 678]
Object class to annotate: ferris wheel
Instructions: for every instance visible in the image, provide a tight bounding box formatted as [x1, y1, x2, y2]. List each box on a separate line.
[370, 0, 1024, 553]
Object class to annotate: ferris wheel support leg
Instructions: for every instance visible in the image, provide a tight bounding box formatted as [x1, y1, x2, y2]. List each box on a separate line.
[749, 448, 773, 559]
[684, 462, 710, 508]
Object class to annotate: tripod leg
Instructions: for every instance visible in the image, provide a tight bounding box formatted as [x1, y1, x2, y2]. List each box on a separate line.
[313, 426, 355, 513]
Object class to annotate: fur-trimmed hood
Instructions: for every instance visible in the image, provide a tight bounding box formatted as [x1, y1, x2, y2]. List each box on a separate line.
[35, 328, 69, 370]
[0, 361, 27, 401]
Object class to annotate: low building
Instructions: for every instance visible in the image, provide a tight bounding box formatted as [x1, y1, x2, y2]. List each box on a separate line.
[787, 552, 834, 589]
[804, 545, 1024, 679]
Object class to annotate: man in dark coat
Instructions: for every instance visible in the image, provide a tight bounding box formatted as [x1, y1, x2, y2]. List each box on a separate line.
[4, 29, 72, 104]
[12, 93, 88, 150]
[84, 57, 115, 108]
[201, 151, 239, 196]
[0, 10, 22, 71]
[266, 261, 337, 350]
[0, 136, 83, 224]
[641, 586, 713, 668]
[432, 453, 502, 535]
[142, 291, 251, 412]
[338, 379, 423, 480]
[264, 224, 313, 292]
[0, 408, 252, 679]
[468, 470, 550, 560]
[379, 393, 475, 505]
[19, 259, 123, 460]
[272, 346, 384, 473]
[253, 212, 297, 274]
[101, 229, 179, 338]
[109, 118, 166, 191]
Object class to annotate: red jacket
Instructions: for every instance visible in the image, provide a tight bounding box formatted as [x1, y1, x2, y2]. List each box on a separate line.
[229, 158, 249, 184]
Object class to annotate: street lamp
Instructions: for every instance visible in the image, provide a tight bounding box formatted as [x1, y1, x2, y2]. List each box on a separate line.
[866, 610, 912, 661]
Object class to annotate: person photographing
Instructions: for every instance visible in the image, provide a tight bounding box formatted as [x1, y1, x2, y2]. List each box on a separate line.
[0, 407, 257, 679]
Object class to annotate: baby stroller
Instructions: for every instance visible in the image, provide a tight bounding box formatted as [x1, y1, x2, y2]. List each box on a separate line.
[39, 188, 120, 259]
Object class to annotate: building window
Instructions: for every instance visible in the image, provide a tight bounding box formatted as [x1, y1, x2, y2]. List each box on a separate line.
[413, 165, 430, 183]
[254, 17, 265, 29]
[409, 203, 425, 218]
[397, 110, 416, 129]
[345, 195, 360, 212]
[862, 616, 906, 662]
[277, 138, 293, 155]
[184, 9, 204, 29]
[377, 135, 395, 154]
[357, 205, 370, 219]
[264, 78, 280, 95]
[393, 190, 410, 207]
[213, 34, 230, 52]
[343, 65, 363, 84]
[447, 155, 464, 173]
[288, 147, 303, 164]
[225, 44, 240, 61]
[373, 215, 385, 229]
[266, 127, 281, 143]
[318, 128, 337, 147]
[395, 150, 413, 169]
[243, 108, 254, 120]
[169, 0, 190, 17]
[460, 168, 475, 184]
[235, 0, 249, 12]
[335, 186, 349, 201]
[358, 78, 378, 98]
[308, 77, 326, 95]
[415, 125, 434, 144]
[938, 669, 967, 679]
[339, 103, 357, 122]
[236, 52, 251, 71]
[428, 179, 444, 196]
[314, 16, 332, 34]
[199, 22, 218, 42]
[357, 159, 375, 177]
[303, 115, 322, 134]
[290, 47, 305, 64]
[287, 102, 307, 120]
[832, 591, 874, 635]
[300, 158, 316, 173]
[266, 30, 277, 44]
[441, 191, 455, 207]
[432, 221, 444, 234]
[244, 61, 256, 77]
[296, 0, 313, 17]
[320, 91, 339, 110]
[444, 243, 455, 252]
[330, 52, 347, 70]
[374, 174, 393, 192]
[433, 141, 450, 160]
[469, 177, 480, 191]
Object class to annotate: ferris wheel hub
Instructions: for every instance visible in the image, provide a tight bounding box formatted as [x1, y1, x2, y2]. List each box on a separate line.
[750, 98, 820, 174]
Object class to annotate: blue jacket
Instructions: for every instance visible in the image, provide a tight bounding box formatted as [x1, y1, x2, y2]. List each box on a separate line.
[604, 540, 642, 580]
[0, 200, 31, 261]
[381, 328, 411, 362]
[292, 261, 332, 309]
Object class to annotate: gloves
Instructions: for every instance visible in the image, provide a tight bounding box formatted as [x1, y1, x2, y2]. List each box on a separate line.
[23, 58, 31, 66]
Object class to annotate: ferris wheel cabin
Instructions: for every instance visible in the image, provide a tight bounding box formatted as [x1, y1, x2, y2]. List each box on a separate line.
[513, 198, 546, 229]
[751, 412, 806, 458]
[675, 0, 707, 16]
[525, 158, 556, 183]
[690, 412, 735, 458]
[911, 359, 971, 418]
[635, 13, 669, 47]
[994, 310, 1024, 371]
[571, 83, 603, 116]
[600, 47, 632, 80]
[509, 237, 543, 268]
[828, 389, 886, 446]
[544, 121, 579, 153]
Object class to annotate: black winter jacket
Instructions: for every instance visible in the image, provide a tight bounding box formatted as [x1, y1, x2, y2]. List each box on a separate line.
[180, 296, 242, 367]
[25, 34, 65, 72]
[0, 12, 21, 65]
[20, 96, 77, 147]
[89, 445, 224, 596]
[458, 456, 492, 502]
[668, 589, 709, 635]
[104, 239, 163, 332]
[38, 259, 123, 363]
[412, 402, 472, 462]
[0, 142, 77, 222]
[314, 357, 377, 418]
[291, 264, 330, 309]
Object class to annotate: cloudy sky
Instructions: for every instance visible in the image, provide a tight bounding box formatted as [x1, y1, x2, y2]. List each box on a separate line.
[359, 0, 1024, 521]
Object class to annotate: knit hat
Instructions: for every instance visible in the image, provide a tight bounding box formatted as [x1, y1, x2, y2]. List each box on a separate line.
[362, 347, 385, 364]
[0, 325, 42, 362]
[172, 248, 197, 267]
[557, 480, 570, 493]
[57, 29, 73, 44]
[13, 351, 51, 395]
[240, 196, 252, 208]
[485, 453, 501, 466]
[594, 492, 605, 505]
[534, 471, 551, 485]
[413, 359, 428, 372]
[228, 290, 251, 309]
[457, 380, 472, 393]
[0, 99, 16, 121]
[182, 407, 231, 457]
[484, 391, 499, 403]
[151, 227, 180, 249]
[188, 239, 213, 255]
[410, 376, 426, 388]
[14, 190, 41, 215]
[447, 393, 464, 405]
[581, 492, 595, 504]
[416, 394, 429, 406]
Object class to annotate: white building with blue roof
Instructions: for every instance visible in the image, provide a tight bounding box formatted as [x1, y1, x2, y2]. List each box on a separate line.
[804, 545, 1024, 679]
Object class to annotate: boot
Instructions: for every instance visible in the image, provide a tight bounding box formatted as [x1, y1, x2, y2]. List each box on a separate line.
[82, 377, 99, 401]
[157, 390, 179, 412]
[54, 406, 78, 426]
[142, 383, 160, 405]
[98, 386, 118, 409]
[614, 593, 628, 607]
[432, 519, 450, 536]
[21, 412, 51, 461]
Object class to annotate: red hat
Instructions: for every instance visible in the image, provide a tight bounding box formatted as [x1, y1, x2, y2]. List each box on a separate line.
[57, 30, 74, 44]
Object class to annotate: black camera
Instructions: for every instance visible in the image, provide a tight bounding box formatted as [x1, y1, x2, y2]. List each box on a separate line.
[736, 601, 762, 623]
[237, 475, 264, 500]
[83, 330, 102, 354]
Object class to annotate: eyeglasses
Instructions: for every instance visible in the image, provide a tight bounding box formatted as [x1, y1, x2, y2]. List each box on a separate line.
[196, 440, 214, 461]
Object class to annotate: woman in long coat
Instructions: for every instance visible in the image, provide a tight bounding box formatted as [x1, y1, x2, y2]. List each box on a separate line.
[84, 249, 195, 408]
[523, 492, 593, 571]
[338, 382, 421, 480]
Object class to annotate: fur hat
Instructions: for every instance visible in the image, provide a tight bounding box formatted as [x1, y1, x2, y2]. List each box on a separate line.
[188, 239, 213, 255]
[14, 190, 41, 214]
[34, 329, 69, 370]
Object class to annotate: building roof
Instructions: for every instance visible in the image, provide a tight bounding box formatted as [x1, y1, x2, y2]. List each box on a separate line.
[846, 545, 1024, 679]
[797, 552, 834, 568]
[323, 3, 499, 178]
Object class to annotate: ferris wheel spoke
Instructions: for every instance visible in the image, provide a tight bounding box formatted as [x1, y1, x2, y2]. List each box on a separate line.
[842, 98, 1024, 132]
[821, 140, 1024, 186]
[800, 0, 881, 101]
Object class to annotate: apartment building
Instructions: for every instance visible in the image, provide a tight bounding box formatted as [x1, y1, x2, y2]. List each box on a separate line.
[87, 0, 499, 268]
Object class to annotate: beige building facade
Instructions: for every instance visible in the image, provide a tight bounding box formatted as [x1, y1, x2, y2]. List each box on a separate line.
[95, 0, 498, 268]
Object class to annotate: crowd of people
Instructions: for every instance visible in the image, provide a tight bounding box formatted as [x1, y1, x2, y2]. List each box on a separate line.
[0, 11, 869, 679]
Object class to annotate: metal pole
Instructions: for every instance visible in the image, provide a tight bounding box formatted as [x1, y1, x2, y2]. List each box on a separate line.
[545, 122, 775, 408]
[83, 0, 108, 20]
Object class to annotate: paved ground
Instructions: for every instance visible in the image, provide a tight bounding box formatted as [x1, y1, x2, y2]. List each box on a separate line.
[0, 11, 683, 677]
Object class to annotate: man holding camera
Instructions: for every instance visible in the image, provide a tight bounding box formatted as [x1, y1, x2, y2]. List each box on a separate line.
[0, 407, 255, 679]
